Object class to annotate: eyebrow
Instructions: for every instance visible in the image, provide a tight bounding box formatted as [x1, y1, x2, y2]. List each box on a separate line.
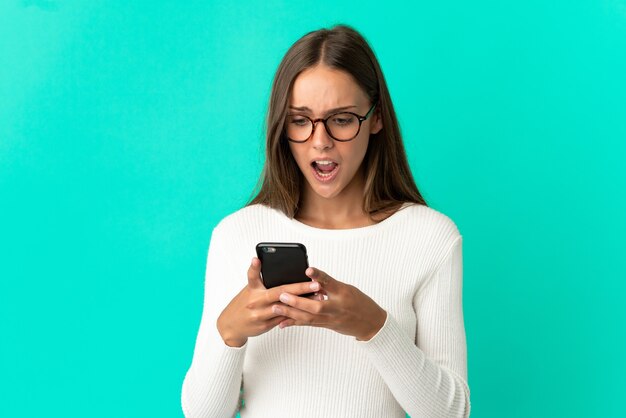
[288, 105, 357, 114]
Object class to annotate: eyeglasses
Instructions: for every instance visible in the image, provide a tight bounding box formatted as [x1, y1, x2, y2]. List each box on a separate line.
[284, 102, 378, 143]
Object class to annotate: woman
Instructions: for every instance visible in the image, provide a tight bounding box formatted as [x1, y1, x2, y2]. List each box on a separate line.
[181, 24, 471, 418]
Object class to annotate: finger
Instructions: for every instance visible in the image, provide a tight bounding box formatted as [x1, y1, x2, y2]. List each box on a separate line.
[256, 304, 292, 324]
[247, 257, 265, 289]
[268, 280, 321, 301]
[304, 292, 325, 301]
[266, 314, 290, 330]
[278, 318, 296, 329]
[277, 292, 326, 316]
[305, 287, 328, 300]
[306, 267, 337, 290]
[272, 302, 316, 324]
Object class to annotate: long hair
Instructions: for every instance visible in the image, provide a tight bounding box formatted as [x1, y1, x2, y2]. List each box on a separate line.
[247, 24, 428, 219]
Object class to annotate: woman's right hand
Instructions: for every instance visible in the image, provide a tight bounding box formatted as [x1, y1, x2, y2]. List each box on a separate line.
[216, 257, 322, 347]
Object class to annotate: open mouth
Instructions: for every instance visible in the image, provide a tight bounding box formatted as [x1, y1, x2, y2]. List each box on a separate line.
[311, 160, 339, 182]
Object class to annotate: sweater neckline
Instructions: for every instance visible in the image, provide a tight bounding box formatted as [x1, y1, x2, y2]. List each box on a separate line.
[273, 202, 416, 239]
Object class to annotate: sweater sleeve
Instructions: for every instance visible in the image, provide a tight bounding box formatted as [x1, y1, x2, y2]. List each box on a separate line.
[354, 235, 471, 418]
[181, 223, 249, 418]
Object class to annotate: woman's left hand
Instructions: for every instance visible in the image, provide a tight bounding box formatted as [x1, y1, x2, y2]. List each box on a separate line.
[272, 266, 388, 341]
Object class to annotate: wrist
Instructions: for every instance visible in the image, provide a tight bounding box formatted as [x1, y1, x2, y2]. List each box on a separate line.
[356, 308, 387, 341]
[224, 336, 248, 348]
[217, 314, 247, 347]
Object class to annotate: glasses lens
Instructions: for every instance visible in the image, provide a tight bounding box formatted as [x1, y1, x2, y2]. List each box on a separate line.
[327, 112, 359, 140]
[285, 113, 360, 141]
[285, 115, 312, 142]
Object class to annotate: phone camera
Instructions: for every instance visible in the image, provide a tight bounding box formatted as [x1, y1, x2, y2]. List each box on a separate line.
[263, 247, 276, 253]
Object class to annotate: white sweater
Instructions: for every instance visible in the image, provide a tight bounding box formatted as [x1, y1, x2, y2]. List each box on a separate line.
[181, 202, 471, 418]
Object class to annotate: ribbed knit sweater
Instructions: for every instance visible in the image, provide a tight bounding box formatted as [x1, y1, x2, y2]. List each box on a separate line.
[181, 202, 471, 418]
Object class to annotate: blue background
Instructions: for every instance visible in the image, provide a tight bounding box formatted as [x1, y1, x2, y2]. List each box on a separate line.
[1, 1, 625, 416]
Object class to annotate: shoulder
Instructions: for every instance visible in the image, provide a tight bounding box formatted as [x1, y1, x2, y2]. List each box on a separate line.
[400, 204, 464, 276]
[213, 203, 283, 235]
[401, 203, 462, 244]
[401, 203, 460, 235]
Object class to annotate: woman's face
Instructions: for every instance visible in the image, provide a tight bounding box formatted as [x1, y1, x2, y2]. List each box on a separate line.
[287, 64, 382, 202]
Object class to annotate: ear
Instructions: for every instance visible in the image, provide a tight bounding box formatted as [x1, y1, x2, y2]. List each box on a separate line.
[370, 108, 383, 135]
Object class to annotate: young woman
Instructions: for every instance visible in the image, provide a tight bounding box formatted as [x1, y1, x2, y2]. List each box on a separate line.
[181, 25, 471, 418]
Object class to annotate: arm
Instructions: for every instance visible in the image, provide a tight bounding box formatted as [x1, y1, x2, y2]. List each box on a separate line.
[181, 223, 248, 418]
[355, 235, 471, 418]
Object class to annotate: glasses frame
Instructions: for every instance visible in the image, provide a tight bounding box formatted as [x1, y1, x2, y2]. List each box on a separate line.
[285, 102, 378, 143]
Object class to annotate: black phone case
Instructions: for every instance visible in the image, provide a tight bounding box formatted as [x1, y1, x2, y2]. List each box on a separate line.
[255, 242, 315, 297]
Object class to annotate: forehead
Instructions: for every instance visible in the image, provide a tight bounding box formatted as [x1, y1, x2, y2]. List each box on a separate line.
[289, 65, 368, 111]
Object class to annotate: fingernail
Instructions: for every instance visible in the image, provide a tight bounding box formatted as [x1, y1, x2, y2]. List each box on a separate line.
[306, 267, 314, 276]
[310, 282, 320, 291]
[279, 293, 290, 303]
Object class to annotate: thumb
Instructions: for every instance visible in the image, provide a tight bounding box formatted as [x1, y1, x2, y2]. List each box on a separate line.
[247, 257, 265, 289]
[306, 267, 337, 290]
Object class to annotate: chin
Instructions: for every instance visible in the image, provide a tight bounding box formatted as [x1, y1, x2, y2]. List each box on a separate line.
[306, 176, 344, 199]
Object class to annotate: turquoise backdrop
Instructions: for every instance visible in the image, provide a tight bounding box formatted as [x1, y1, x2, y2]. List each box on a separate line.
[1, 1, 625, 417]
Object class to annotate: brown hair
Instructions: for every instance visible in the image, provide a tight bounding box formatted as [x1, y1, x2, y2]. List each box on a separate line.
[247, 24, 428, 219]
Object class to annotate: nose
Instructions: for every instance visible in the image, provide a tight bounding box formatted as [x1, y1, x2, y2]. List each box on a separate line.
[310, 120, 334, 150]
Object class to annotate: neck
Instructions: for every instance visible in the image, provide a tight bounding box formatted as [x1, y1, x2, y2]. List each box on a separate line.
[297, 169, 370, 229]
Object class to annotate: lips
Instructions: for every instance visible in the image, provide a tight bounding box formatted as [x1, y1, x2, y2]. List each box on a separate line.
[311, 158, 339, 183]
[312, 161, 338, 172]
[309, 157, 339, 165]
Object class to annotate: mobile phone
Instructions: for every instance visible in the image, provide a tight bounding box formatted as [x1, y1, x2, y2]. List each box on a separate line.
[255, 242, 315, 297]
